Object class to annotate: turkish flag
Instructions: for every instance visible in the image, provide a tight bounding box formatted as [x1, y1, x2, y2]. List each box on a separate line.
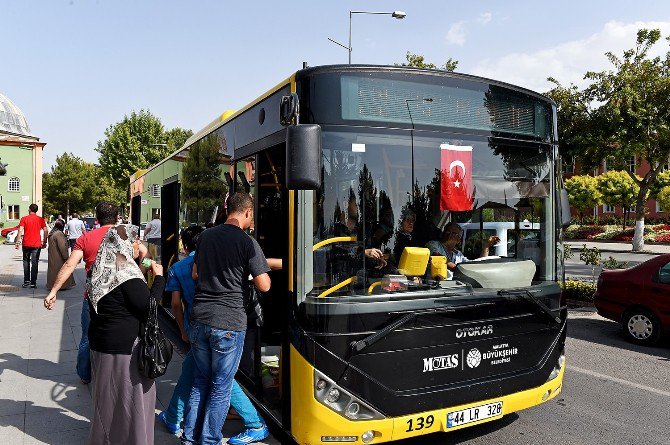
[440, 144, 473, 211]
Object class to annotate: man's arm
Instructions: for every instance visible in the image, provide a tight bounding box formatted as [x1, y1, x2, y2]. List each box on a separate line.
[191, 263, 198, 281]
[267, 258, 282, 270]
[41, 226, 48, 247]
[252, 273, 271, 292]
[170, 290, 189, 343]
[44, 249, 83, 310]
[15, 226, 23, 250]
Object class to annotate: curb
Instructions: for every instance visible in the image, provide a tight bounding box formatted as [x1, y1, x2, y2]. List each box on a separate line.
[565, 241, 665, 255]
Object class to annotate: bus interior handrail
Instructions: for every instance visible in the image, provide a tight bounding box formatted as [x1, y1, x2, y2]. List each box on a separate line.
[317, 276, 357, 298]
[312, 236, 357, 251]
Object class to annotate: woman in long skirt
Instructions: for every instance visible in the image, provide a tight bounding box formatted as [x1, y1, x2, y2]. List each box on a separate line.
[86, 224, 165, 444]
[46, 221, 74, 290]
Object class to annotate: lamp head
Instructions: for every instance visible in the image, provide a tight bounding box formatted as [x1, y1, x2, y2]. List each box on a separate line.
[392, 11, 406, 19]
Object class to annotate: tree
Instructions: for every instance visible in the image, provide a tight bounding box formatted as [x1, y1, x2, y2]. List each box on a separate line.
[43, 153, 88, 217]
[96, 110, 193, 193]
[397, 52, 458, 71]
[43, 153, 123, 217]
[544, 79, 594, 162]
[581, 29, 670, 250]
[180, 133, 226, 224]
[596, 171, 640, 228]
[564, 175, 602, 223]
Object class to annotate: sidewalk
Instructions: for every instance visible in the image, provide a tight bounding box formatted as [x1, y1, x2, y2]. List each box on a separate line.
[0, 245, 276, 444]
[565, 240, 670, 255]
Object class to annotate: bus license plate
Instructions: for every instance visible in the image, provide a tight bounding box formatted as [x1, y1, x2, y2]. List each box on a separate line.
[447, 401, 503, 428]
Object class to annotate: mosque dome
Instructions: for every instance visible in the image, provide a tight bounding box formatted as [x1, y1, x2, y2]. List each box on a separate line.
[0, 92, 32, 136]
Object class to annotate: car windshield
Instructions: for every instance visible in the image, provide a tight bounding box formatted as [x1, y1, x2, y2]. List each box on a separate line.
[305, 129, 556, 299]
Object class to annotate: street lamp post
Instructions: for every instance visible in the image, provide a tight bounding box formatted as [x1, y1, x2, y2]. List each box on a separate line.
[329, 10, 406, 64]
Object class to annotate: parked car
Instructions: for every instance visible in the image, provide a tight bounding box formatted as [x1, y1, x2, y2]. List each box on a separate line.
[594, 254, 670, 345]
[5, 230, 18, 244]
[1, 225, 19, 237]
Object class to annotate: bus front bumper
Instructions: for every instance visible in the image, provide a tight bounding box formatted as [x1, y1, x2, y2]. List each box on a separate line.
[290, 345, 565, 444]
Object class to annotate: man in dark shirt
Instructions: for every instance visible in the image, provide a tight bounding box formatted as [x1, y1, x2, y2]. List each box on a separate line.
[181, 192, 271, 445]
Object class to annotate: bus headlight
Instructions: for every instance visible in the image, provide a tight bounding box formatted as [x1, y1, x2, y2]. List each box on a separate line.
[547, 351, 565, 381]
[314, 370, 385, 420]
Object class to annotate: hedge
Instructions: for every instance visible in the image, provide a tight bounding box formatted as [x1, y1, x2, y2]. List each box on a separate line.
[560, 280, 596, 302]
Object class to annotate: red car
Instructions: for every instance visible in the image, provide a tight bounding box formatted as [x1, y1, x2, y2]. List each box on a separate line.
[594, 253, 670, 345]
[1, 225, 19, 237]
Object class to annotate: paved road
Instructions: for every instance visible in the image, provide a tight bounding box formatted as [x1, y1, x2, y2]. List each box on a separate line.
[396, 310, 670, 445]
[565, 251, 656, 281]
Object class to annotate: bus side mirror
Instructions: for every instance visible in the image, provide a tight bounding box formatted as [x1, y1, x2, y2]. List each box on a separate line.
[286, 124, 321, 190]
[560, 188, 572, 227]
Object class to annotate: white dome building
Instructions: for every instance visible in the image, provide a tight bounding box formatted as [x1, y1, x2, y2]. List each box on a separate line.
[0, 92, 45, 221]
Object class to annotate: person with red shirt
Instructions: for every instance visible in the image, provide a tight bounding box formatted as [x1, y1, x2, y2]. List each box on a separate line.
[16, 204, 48, 288]
[43, 202, 149, 384]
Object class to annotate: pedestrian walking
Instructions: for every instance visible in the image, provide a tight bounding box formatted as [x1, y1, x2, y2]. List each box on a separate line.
[15, 203, 47, 288]
[65, 213, 86, 250]
[144, 212, 162, 261]
[86, 224, 164, 445]
[181, 192, 271, 445]
[44, 202, 148, 384]
[46, 221, 74, 290]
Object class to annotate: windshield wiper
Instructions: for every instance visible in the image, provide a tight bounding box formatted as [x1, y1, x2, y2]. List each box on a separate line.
[498, 289, 562, 325]
[349, 302, 494, 354]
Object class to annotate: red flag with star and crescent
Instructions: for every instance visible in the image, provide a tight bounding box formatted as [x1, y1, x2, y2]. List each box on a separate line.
[440, 144, 473, 211]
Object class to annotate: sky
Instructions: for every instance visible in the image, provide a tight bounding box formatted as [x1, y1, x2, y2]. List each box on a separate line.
[3, 0, 670, 169]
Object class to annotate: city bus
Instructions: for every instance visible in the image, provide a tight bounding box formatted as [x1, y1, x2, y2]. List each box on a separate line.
[131, 65, 567, 444]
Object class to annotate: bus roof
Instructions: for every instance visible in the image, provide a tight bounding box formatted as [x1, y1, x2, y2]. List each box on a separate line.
[131, 65, 555, 183]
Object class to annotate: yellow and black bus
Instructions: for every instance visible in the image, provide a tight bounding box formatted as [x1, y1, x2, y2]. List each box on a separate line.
[132, 65, 567, 444]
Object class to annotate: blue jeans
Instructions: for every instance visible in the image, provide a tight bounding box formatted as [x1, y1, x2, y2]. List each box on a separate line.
[76, 301, 91, 382]
[166, 348, 263, 429]
[181, 321, 247, 445]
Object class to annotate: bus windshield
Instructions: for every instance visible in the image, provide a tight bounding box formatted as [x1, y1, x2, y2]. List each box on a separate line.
[307, 129, 555, 299]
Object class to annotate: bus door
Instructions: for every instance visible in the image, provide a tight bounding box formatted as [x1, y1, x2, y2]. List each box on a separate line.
[160, 180, 180, 267]
[237, 145, 288, 424]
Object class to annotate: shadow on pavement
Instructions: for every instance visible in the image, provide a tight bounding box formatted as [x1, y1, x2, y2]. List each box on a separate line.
[567, 316, 670, 359]
[0, 352, 90, 444]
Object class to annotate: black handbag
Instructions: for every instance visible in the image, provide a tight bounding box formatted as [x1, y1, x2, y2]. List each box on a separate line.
[246, 287, 264, 327]
[138, 295, 173, 379]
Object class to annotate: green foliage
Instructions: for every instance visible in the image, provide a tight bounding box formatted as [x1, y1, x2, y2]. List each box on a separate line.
[650, 170, 670, 198]
[564, 175, 602, 222]
[43, 153, 123, 216]
[397, 52, 458, 71]
[544, 79, 593, 161]
[657, 187, 670, 212]
[579, 244, 601, 283]
[563, 243, 574, 260]
[596, 170, 641, 227]
[181, 133, 226, 224]
[602, 256, 629, 269]
[560, 279, 596, 302]
[96, 109, 193, 193]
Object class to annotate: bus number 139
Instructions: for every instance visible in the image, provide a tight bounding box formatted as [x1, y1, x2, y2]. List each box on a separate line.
[406, 415, 435, 432]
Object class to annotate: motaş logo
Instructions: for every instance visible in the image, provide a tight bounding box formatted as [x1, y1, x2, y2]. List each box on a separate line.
[456, 325, 493, 339]
[422, 354, 459, 372]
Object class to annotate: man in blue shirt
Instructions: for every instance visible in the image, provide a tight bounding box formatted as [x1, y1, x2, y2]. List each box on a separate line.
[159, 226, 203, 433]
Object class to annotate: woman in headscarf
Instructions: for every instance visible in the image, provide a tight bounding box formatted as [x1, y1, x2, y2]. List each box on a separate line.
[46, 220, 74, 290]
[86, 224, 165, 445]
